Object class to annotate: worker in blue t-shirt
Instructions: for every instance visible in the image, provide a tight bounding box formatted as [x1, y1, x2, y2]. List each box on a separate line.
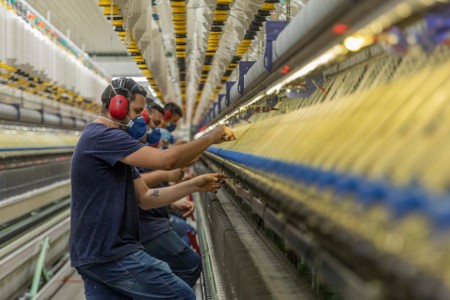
[138, 100, 202, 287]
[70, 77, 235, 299]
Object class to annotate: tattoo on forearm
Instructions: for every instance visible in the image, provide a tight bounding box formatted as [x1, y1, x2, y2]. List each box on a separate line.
[151, 189, 160, 198]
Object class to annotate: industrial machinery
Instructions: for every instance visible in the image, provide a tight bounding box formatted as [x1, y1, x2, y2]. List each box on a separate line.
[0, 124, 77, 299]
[190, 0, 450, 299]
[0, 2, 99, 297]
[2, 0, 450, 299]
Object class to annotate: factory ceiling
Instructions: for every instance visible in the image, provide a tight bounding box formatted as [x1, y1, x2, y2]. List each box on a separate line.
[23, 0, 294, 125]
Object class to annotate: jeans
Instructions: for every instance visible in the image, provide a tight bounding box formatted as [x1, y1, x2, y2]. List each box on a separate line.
[76, 249, 195, 300]
[142, 229, 201, 287]
[170, 214, 196, 246]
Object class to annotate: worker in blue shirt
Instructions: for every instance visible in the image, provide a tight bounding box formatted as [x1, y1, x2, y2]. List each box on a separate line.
[138, 100, 202, 287]
[70, 77, 235, 299]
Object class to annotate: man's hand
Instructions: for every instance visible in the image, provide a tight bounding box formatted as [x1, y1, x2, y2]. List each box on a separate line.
[209, 126, 236, 144]
[170, 199, 195, 218]
[192, 173, 226, 193]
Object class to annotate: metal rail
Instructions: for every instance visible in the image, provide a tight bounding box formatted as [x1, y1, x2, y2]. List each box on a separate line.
[194, 192, 226, 300]
[0, 198, 70, 246]
[0, 180, 70, 225]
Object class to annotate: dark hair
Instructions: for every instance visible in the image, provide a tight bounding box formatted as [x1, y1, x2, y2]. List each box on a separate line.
[164, 102, 183, 117]
[146, 97, 164, 115]
[100, 77, 147, 113]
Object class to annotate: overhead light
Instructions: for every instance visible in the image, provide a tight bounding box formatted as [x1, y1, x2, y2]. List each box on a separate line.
[266, 83, 283, 95]
[344, 35, 366, 51]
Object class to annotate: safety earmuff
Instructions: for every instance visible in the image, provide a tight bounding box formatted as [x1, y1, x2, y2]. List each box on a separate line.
[109, 95, 129, 120]
[141, 109, 150, 123]
[108, 78, 130, 120]
[164, 109, 172, 121]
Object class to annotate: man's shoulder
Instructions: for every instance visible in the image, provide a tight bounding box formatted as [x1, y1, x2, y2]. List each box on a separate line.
[82, 122, 127, 140]
[83, 122, 112, 134]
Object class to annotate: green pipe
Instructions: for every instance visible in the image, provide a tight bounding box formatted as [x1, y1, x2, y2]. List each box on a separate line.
[29, 236, 50, 299]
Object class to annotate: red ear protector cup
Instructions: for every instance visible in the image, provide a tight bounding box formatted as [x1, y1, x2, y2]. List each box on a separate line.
[141, 109, 150, 123]
[109, 95, 129, 120]
[164, 109, 172, 121]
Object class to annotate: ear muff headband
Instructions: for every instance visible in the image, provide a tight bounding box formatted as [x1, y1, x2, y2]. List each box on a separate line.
[164, 109, 172, 121]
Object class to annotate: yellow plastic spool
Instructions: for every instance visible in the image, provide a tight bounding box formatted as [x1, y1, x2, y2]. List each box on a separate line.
[260, 3, 275, 10]
[173, 15, 186, 21]
[98, 0, 111, 7]
[103, 5, 120, 15]
[112, 19, 124, 27]
[172, 7, 186, 14]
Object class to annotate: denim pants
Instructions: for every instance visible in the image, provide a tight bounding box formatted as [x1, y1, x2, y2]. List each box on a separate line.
[76, 249, 195, 300]
[142, 229, 201, 287]
[169, 214, 196, 246]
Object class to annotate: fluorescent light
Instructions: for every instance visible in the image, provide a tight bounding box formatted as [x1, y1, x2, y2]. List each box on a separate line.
[266, 83, 283, 95]
[283, 45, 344, 85]
[344, 36, 365, 52]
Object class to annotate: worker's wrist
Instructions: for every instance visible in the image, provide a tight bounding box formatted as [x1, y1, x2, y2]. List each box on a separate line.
[165, 171, 171, 182]
[205, 132, 215, 145]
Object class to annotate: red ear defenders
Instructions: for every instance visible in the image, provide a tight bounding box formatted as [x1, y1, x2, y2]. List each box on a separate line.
[141, 109, 150, 123]
[164, 109, 172, 121]
[109, 95, 129, 120]
[108, 78, 130, 120]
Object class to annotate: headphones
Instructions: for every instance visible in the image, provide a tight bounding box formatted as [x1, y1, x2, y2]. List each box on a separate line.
[141, 109, 150, 123]
[108, 78, 132, 120]
[164, 109, 172, 121]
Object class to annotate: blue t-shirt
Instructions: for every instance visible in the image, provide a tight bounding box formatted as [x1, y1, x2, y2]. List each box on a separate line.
[70, 122, 145, 267]
[139, 206, 171, 244]
[138, 178, 171, 244]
